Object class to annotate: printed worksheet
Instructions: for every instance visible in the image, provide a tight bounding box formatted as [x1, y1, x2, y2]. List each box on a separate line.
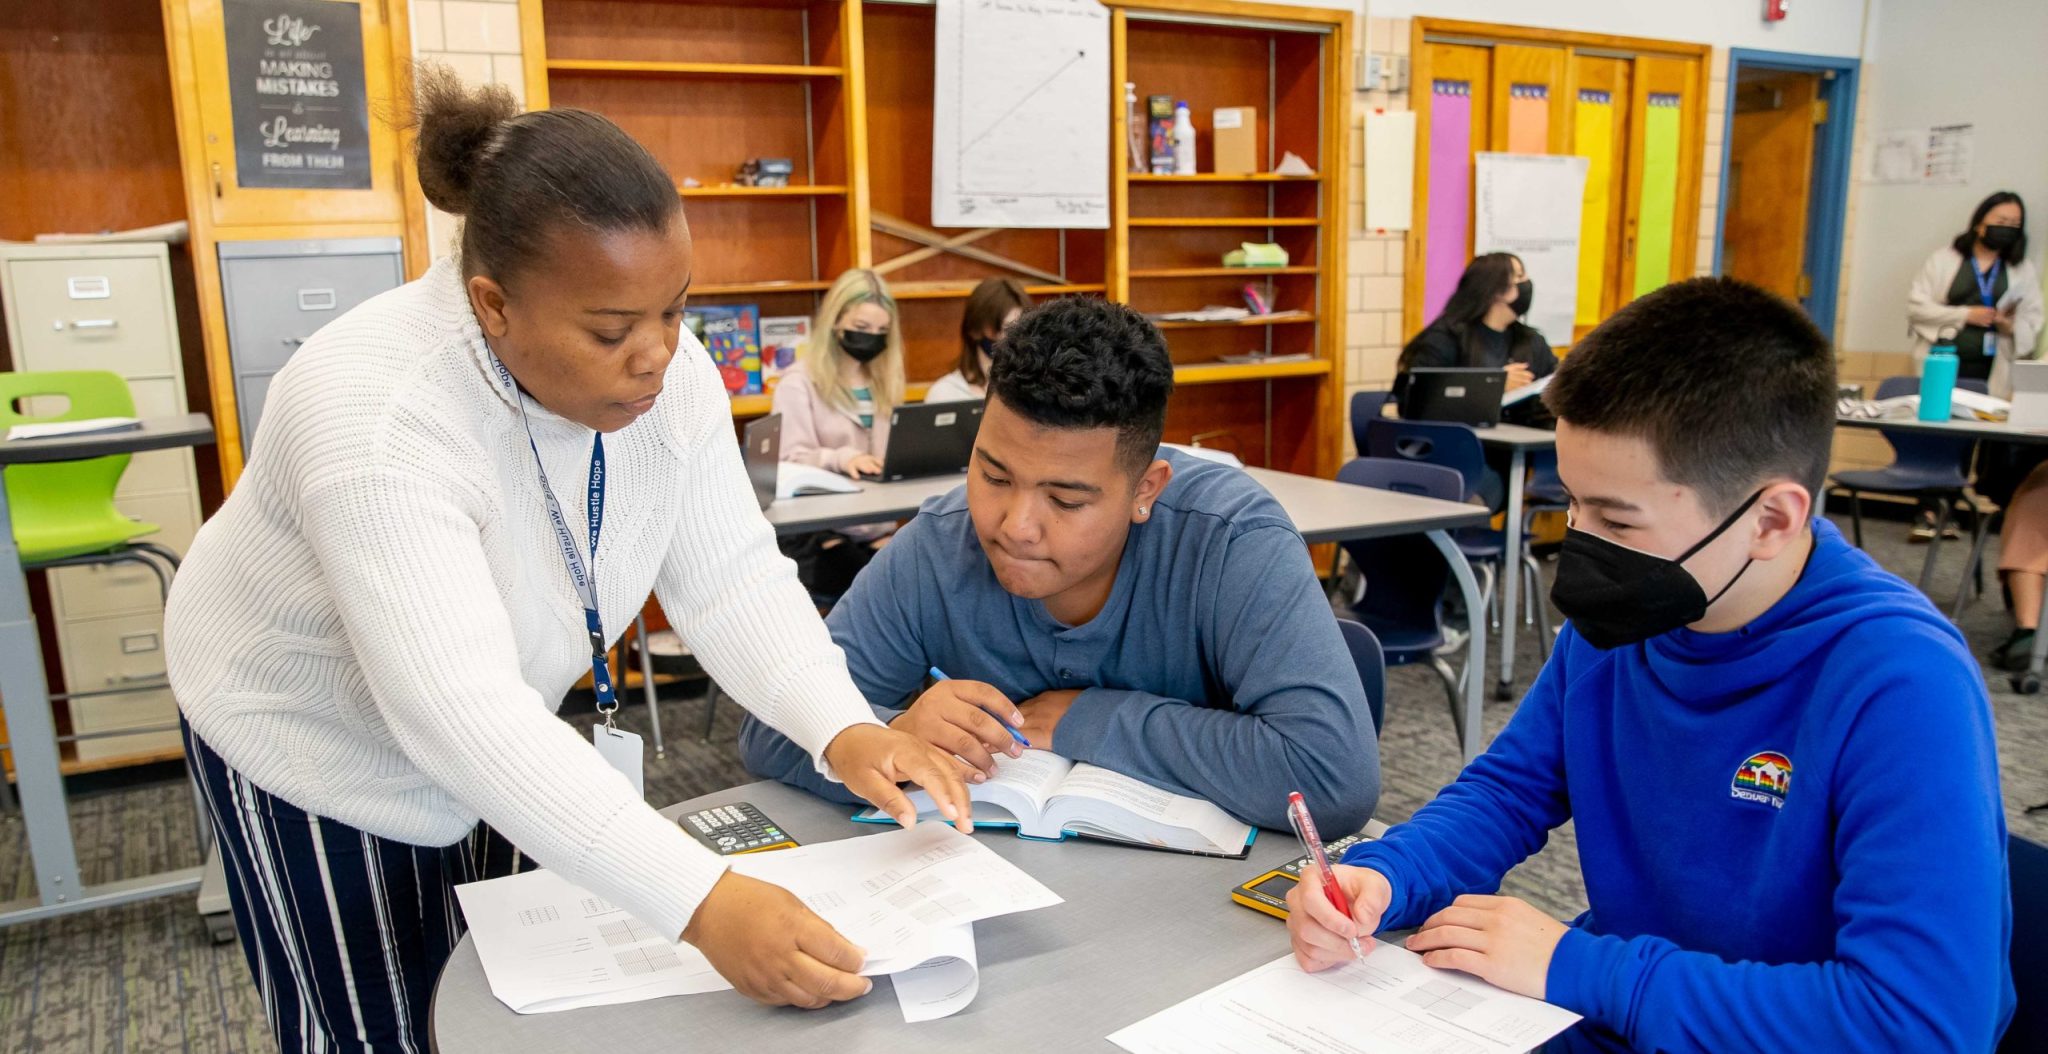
[1109, 946, 1581, 1054]
[454, 824, 1060, 1019]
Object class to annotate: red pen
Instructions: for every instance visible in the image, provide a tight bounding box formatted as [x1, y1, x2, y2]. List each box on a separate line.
[1287, 791, 1366, 962]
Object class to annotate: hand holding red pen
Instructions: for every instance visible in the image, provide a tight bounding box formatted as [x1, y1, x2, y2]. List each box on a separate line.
[1287, 862, 1392, 972]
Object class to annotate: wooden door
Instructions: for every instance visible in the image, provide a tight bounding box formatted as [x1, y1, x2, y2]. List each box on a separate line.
[1489, 44, 1568, 154]
[1619, 54, 1702, 302]
[1407, 42, 1490, 340]
[177, 0, 409, 227]
[1568, 54, 1630, 338]
[1723, 72, 1819, 303]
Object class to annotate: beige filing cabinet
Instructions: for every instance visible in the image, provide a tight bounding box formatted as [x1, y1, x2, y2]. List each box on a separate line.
[0, 242, 201, 766]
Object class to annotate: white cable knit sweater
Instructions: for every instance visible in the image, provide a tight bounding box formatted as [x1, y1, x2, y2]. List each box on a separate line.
[166, 256, 881, 940]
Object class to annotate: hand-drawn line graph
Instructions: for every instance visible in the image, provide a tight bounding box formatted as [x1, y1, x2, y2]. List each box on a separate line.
[933, 0, 1108, 228]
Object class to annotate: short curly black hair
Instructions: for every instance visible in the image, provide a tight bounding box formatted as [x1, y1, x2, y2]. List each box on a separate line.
[987, 297, 1175, 474]
[1544, 276, 1835, 515]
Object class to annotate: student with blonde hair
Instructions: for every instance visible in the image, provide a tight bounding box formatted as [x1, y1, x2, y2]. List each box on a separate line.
[772, 268, 908, 592]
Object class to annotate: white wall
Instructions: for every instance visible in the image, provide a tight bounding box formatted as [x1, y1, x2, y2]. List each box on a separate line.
[1362, 0, 1870, 56]
[1838, 0, 2048, 354]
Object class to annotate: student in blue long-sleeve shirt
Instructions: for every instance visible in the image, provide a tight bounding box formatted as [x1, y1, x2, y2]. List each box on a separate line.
[738, 297, 1379, 832]
[1287, 277, 2013, 1052]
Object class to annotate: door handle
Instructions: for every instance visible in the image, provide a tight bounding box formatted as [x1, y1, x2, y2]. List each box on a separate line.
[69, 319, 118, 330]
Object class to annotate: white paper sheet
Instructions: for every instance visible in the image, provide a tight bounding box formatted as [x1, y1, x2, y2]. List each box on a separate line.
[775, 462, 861, 499]
[1109, 947, 1581, 1054]
[889, 923, 980, 1022]
[1474, 153, 1588, 346]
[454, 824, 1060, 1020]
[1364, 111, 1417, 231]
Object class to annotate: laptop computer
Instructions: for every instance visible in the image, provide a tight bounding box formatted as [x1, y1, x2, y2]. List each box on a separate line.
[1403, 367, 1508, 427]
[2010, 362, 2048, 430]
[881, 400, 984, 482]
[740, 413, 781, 510]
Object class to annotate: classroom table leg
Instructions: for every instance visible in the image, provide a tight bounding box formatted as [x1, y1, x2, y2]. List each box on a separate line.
[2016, 578, 2048, 696]
[0, 483, 87, 918]
[632, 615, 666, 759]
[1498, 448, 1527, 701]
[1428, 529, 1487, 762]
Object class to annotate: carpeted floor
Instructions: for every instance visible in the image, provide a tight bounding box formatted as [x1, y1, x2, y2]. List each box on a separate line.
[0, 511, 2040, 1052]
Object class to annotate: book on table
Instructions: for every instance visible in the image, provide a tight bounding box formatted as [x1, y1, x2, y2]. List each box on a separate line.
[853, 750, 1256, 858]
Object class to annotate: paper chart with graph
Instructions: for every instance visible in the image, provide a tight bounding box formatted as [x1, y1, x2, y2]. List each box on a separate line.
[454, 823, 1061, 1018]
[1109, 945, 1580, 1054]
[931, 0, 1110, 229]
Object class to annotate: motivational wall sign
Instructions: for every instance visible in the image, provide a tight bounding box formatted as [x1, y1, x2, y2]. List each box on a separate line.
[224, 0, 372, 190]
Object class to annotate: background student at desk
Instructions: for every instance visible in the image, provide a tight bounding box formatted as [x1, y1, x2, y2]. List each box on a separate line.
[925, 277, 1029, 404]
[741, 298, 1380, 833]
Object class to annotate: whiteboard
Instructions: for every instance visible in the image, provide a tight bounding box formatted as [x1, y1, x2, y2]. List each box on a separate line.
[1474, 153, 1588, 343]
[932, 0, 1110, 230]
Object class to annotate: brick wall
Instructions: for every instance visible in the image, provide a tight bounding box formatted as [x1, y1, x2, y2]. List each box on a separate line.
[410, 0, 528, 260]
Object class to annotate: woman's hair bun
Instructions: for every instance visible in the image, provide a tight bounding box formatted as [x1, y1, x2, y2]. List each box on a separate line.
[409, 62, 518, 217]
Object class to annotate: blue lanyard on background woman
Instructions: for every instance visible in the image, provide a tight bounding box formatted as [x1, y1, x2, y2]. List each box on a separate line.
[486, 352, 618, 725]
[1974, 258, 2002, 358]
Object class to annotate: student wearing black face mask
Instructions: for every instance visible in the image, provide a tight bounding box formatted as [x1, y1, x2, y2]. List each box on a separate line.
[771, 268, 907, 593]
[926, 277, 1029, 404]
[1396, 252, 1556, 423]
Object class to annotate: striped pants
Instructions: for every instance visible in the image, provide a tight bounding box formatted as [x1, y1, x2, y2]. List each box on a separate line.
[184, 720, 534, 1053]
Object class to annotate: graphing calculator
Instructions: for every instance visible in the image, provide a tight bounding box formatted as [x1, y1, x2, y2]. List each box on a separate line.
[678, 802, 799, 855]
[1229, 830, 1375, 920]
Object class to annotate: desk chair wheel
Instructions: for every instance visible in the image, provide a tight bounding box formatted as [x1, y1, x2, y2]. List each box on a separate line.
[1493, 680, 1515, 702]
[204, 911, 238, 945]
[2014, 672, 2041, 695]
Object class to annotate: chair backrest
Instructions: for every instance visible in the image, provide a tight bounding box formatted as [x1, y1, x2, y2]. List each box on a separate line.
[1874, 374, 1979, 476]
[1334, 618, 1386, 736]
[2002, 834, 2047, 1053]
[1349, 390, 1394, 455]
[1336, 457, 1462, 652]
[0, 371, 137, 543]
[1364, 418, 1487, 503]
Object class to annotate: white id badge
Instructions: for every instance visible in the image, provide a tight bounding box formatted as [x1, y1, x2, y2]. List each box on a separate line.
[592, 724, 645, 799]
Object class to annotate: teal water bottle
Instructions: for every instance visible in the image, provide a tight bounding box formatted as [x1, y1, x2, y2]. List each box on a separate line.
[1919, 331, 1959, 422]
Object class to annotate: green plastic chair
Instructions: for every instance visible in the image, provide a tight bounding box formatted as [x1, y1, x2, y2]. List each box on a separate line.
[0, 371, 175, 582]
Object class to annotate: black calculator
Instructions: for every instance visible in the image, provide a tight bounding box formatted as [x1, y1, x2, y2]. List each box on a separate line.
[678, 802, 799, 855]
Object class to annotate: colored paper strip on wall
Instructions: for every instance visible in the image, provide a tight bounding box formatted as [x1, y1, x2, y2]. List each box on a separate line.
[1633, 93, 1682, 297]
[1573, 90, 1614, 328]
[1507, 84, 1549, 155]
[1424, 80, 1474, 323]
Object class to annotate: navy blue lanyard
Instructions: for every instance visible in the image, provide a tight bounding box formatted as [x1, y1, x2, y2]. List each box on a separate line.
[1974, 259, 2002, 308]
[487, 353, 617, 715]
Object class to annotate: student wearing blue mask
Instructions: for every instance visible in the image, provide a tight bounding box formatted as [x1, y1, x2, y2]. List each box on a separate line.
[925, 277, 1029, 404]
[739, 297, 1381, 833]
[1288, 278, 2013, 1052]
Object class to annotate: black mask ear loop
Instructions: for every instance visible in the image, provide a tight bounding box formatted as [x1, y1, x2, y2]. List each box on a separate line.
[1681, 488, 1767, 607]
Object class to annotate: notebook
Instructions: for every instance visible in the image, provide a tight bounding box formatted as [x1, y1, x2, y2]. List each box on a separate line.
[852, 750, 1256, 858]
[4, 417, 140, 441]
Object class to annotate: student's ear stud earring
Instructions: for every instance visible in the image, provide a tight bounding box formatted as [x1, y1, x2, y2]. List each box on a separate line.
[1138, 506, 1149, 518]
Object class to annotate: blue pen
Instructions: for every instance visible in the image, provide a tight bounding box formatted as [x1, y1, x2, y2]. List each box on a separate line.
[928, 666, 1031, 747]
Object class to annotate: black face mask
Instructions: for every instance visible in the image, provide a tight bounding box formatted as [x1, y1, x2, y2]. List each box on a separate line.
[1509, 279, 1533, 318]
[1982, 225, 2022, 253]
[1550, 489, 1763, 650]
[976, 337, 998, 359]
[839, 329, 889, 363]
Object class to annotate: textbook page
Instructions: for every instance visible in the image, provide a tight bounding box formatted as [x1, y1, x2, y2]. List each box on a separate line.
[1109, 948, 1581, 1054]
[1051, 763, 1253, 852]
[456, 824, 1058, 1018]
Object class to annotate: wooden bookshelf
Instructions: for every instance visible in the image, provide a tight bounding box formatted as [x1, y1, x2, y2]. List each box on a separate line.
[518, 0, 1352, 475]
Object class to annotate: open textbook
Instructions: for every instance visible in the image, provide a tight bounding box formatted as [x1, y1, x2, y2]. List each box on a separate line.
[853, 750, 1256, 858]
[454, 823, 1060, 1021]
[1110, 946, 1581, 1054]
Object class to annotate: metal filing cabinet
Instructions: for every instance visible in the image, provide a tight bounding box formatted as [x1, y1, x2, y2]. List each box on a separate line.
[218, 238, 405, 459]
[0, 242, 202, 765]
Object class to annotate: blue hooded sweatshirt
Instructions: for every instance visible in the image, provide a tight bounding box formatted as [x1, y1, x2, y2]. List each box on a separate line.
[1343, 518, 2014, 1052]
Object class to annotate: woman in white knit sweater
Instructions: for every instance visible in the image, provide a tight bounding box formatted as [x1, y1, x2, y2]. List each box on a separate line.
[164, 67, 970, 1051]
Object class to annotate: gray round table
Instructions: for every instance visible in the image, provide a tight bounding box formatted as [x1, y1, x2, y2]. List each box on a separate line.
[431, 780, 1378, 1051]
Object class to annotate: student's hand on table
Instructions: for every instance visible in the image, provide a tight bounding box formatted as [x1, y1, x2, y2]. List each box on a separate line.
[1403, 894, 1567, 1000]
[844, 453, 883, 480]
[1966, 305, 2000, 328]
[1287, 863, 1391, 971]
[821, 723, 974, 834]
[1017, 689, 1081, 747]
[889, 680, 1025, 781]
[681, 871, 871, 1008]
[1504, 362, 1535, 391]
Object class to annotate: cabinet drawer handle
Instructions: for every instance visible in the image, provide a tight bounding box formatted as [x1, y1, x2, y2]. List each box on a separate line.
[109, 672, 168, 685]
[69, 319, 118, 330]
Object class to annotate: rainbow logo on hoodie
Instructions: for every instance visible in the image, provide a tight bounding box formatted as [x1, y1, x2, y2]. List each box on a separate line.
[1731, 751, 1793, 809]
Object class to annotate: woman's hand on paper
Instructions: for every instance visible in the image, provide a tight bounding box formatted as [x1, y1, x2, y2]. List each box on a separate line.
[1287, 863, 1391, 971]
[681, 871, 871, 1009]
[822, 723, 975, 834]
[1403, 894, 1567, 1000]
[891, 680, 1026, 780]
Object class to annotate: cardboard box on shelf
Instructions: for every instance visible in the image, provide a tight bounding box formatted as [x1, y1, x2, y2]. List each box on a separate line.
[1213, 106, 1257, 174]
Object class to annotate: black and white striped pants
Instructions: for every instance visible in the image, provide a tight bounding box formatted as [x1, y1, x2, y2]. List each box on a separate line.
[184, 720, 534, 1052]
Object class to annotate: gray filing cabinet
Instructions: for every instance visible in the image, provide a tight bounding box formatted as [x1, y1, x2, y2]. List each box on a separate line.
[0, 241, 202, 764]
[218, 238, 405, 458]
